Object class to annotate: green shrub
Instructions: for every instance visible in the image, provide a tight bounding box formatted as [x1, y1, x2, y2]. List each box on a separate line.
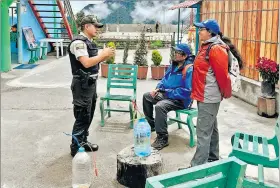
[105, 42, 116, 64]
[151, 50, 162, 66]
[150, 40, 163, 49]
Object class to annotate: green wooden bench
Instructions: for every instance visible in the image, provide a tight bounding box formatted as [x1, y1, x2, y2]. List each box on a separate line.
[145, 156, 247, 188]
[100, 64, 138, 128]
[229, 119, 279, 188]
[167, 108, 198, 147]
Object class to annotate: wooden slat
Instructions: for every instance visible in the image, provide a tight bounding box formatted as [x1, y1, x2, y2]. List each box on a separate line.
[109, 85, 134, 89]
[265, 0, 273, 59]
[243, 0, 249, 78]
[215, 0, 219, 22]
[230, 0, 235, 41]
[104, 109, 129, 112]
[110, 79, 134, 84]
[234, 0, 239, 47]
[238, 0, 244, 75]
[253, 136, 259, 153]
[112, 69, 135, 73]
[218, 1, 222, 26]
[260, 1, 268, 59]
[111, 74, 134, 79]
[258, 165, 264, 184]
[220, 1, 226, 33]
[262, 137, 269, 157]
[228, 0, 233, 38]
[243, 134, 249, 150]
[249, 1, 258, 79]
[254, 0, 263, 81]
[270, 1, 279, 62]
[224, 0, 229, 36]
[233, 133, 240, 148]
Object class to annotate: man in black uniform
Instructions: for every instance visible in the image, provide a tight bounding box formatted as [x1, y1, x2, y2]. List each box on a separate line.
[68, 16, 115, 157]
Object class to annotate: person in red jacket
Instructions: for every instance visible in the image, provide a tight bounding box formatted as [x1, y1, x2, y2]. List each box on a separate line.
[190, 19, 229, 167]
[174, 19, 230, 169]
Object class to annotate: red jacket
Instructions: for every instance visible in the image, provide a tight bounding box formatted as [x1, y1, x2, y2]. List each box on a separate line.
[191, 38, 231, 103]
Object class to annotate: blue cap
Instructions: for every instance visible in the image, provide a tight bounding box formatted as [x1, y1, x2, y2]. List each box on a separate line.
[194, 19, 220, 34]
[78, 147, 85, 152]
[172, 43, 192, 56]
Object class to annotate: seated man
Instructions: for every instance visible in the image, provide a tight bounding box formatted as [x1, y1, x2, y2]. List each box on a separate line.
[142, 43, 194, 150]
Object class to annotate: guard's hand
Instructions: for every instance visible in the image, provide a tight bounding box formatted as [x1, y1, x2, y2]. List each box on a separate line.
[150, 89, 159, 98]
[101, 47, 115, 59]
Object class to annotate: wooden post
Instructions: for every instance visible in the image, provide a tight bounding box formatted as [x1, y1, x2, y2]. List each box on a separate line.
[117, 146, 163, 188]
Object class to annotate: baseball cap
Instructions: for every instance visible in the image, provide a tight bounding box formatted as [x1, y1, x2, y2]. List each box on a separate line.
[81, 15, 103, 28]
[194, 19, 220, 34]
[172, 43, 192, 56]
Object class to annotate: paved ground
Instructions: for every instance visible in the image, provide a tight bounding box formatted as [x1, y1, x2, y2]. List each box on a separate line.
[1, 49, 279, 188]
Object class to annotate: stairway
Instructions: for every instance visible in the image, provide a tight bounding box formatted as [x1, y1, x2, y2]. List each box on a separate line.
[28, 0, 78, 49]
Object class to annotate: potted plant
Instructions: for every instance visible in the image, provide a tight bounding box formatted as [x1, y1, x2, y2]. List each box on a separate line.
[118, 38, 132, 78]
[151, 50, 165, 80]
[134, 30, 148, 80]
[256, 57, 279, 98]
[256, 57, 279, 117]
[101, 41, 116, 78]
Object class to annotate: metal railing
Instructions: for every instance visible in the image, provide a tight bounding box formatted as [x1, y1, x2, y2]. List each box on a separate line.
[63, 0, 78, 35]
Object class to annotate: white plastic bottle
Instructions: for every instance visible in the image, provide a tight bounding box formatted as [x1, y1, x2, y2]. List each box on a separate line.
[72, 147, 92, 188]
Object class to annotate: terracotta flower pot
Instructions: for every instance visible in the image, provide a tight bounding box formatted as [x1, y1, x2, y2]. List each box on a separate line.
[151, 65, 166, 80]
[137, 66, 148, 80]
[101, 63, 109, 78]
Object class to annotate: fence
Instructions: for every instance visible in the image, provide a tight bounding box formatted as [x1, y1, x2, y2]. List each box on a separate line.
[200, 0, 279, 81]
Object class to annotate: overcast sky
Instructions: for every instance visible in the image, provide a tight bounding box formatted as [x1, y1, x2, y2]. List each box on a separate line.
[70, 0, 190, 24]
[70, 1, 103, 14]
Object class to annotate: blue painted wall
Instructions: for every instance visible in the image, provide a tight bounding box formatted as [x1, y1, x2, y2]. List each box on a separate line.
[10, 0, 63, 63]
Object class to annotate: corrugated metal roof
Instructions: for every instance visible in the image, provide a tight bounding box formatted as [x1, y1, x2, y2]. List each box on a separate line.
[169, 0, 201, 10]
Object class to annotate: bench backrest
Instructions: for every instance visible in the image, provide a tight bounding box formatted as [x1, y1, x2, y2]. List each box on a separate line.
[145, 157, 247, 188]
[107, 64, 138, 96]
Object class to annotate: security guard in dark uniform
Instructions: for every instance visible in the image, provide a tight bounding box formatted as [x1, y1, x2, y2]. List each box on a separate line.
[68, 16, 115, 157]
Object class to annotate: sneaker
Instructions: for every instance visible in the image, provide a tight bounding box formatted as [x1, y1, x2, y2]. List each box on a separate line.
[151, 135, 169, 150]
[81, 141, 99, 152]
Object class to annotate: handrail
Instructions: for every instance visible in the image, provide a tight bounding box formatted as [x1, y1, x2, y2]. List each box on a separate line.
[63, 0, 78, 35]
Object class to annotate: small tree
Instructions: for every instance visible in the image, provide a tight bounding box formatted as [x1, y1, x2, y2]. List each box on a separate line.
[123, 38, 130, 64]
[75, 11, 85, 31]
[151, 50, 162, 66]
[134, 30, 148, 66]
[105, 42, 116, 64]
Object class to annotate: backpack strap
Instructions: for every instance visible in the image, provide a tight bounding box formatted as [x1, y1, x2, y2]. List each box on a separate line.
[205, 41, 223, 61]
[182, 64, 193, 79]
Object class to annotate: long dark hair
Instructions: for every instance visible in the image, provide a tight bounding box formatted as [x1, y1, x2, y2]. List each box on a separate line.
[218, 32, 244, 70]
[209, 31, 244, 70]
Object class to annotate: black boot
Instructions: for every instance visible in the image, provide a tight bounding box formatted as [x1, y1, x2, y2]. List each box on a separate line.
[81, 141, 99, 152]
[151, 134, 169, 150]
[70, 144, 79, 157]
[82, 131, 98, 152]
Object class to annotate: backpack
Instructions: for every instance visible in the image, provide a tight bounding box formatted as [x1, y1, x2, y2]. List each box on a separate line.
[205, 42, 241, 97]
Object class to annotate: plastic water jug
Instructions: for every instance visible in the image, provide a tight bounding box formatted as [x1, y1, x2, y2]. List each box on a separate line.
[134, 118, 151, 157]
[72, 147, 92, 188]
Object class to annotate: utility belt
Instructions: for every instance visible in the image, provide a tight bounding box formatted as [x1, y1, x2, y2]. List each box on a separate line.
[73, 74, 98, 80]
[73, 69, 98, 89]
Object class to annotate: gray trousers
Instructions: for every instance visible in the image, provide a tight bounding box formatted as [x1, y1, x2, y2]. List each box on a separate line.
[142, 92, 184, 135]
[191, 101, 220, 166]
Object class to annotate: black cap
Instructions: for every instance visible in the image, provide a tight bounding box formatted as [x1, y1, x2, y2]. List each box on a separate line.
[81, 15, 103, 28]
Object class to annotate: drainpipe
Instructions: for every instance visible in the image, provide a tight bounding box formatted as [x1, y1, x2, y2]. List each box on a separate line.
[17, 0, 23, 64]
[1, 0, 14, 72]
[195, 3, 201, 55]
